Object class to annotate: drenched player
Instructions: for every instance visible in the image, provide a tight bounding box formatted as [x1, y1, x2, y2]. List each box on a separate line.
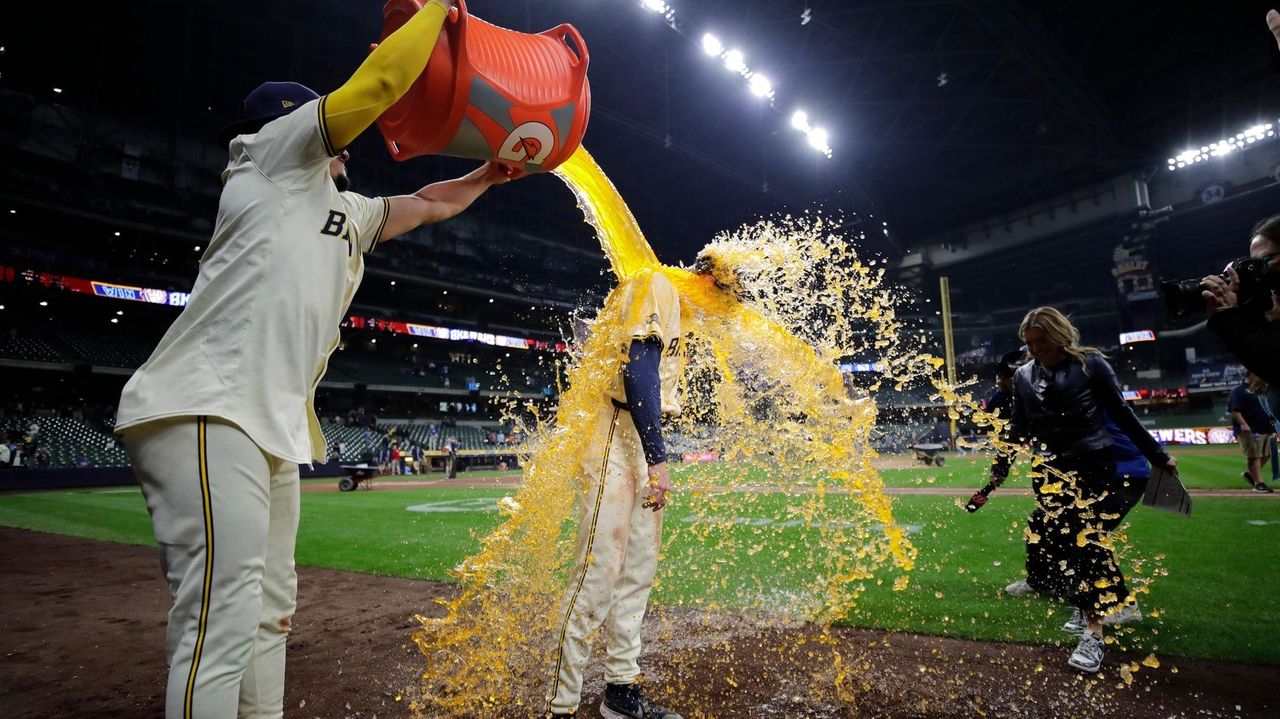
[114, 2, 522, 717]
[542, 253, 737, 719]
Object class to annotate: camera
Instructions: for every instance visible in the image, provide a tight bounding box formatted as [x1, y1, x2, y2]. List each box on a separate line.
[1160, 255, 1275, 318]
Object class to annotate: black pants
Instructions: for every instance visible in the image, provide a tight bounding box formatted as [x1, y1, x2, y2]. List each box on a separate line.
[1023, 449, 1146, 614]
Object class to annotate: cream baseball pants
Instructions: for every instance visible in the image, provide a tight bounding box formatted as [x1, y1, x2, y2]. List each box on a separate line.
[123, 416, 299, 719]
[545, 405, 663, 715]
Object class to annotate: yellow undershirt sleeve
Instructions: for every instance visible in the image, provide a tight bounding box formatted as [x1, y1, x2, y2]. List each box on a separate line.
[323, 0, 450, 152]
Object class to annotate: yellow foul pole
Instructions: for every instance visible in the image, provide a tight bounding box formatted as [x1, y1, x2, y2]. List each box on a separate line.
[939, 276, 958, 443]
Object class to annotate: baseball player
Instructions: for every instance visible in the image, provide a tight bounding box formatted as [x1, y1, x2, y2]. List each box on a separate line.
[543, 262, 702, 719]
[115, 2, 520, 717]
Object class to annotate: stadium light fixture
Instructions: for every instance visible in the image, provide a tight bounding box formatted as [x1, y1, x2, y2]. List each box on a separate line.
[0, 305, 5, 310]
[52, 87, 62, 94]
[789, 109, 832, 158]
[748, 73, 773, 99]
[111, 318, 118, 324]
[701, 33, 722, 56]
[113, 231, 121, 237]
[39, 301, 48, 307]
[442, 290, 448, 295]
[806, 127, 832, 157]
[116, 310, 123, 316]
[194, 245, 201, 252]
[723, 49, 746, 74]
[1166, 121, 1277, 170]
[638, 0, 675, 23]
[390, 280, 396, 286]
[8, 209, 14, 214]
[643, 2, 837, 157]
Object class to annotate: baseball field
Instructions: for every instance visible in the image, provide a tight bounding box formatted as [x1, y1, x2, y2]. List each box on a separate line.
[2, 447, 1277, 718]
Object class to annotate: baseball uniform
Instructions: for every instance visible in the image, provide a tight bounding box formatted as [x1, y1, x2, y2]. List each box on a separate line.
[117, 95, 387, 719]
[545, 269, 683, 716]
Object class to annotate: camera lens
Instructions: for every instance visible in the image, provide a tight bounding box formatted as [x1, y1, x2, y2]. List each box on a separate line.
[1159, 279, 1208, 318]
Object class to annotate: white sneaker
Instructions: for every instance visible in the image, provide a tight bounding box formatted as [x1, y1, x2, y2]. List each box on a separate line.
[1061, 607, 1087, 635]
[1068, 631, 1105, 673]
[1102, 601, 1142, 626]
[1004, 579, 1037, 596]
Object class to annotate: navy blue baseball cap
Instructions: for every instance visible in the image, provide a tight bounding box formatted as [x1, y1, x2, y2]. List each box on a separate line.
[218, 81, 320, 145]
[995, 349, 1025, 378]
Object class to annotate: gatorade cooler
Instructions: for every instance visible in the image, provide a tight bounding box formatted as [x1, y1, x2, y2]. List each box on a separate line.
[374, 0, 591, 173]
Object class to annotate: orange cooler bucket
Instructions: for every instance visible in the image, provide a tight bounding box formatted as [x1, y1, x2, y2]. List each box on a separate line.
[374, 0, 591, 173]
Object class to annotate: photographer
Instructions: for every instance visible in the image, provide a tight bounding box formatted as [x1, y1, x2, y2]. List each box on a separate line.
[1202, 216, 1280, 386]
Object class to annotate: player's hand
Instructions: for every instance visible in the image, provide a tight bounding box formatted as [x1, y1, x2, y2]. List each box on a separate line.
[1268, 10, 1280, 51]
[1201, 269, 1239, 317]
[481, 160, 526, 185]
[965, 492, 988, 512]
[642, 461, 671, 512]
[1163, 456, 1179, 473]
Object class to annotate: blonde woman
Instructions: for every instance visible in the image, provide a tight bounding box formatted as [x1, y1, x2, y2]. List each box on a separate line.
[982, 307, 1177, 672]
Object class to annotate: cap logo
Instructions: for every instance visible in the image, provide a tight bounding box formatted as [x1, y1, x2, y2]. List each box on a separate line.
[282, 100, 295, 108]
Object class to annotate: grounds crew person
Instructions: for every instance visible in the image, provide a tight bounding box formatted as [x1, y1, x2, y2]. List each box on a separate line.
[116, 2, 522, 716]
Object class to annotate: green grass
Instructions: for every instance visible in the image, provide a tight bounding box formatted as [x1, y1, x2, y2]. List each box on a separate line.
[825, 495, 1280, 662]
[875, 448, 1263, 490]
[0, 486, 508, 582]
[2, 454, 1278, 663]
[295, 488, 507, 577]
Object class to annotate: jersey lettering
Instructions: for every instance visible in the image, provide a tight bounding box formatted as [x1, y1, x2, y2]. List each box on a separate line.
[665, 337, 680, 357]
[320, 210, 348, 237]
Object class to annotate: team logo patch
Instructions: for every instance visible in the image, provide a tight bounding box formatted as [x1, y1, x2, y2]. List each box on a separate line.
[1207, 428, 1235, 445]
[497, 122, 555, 165]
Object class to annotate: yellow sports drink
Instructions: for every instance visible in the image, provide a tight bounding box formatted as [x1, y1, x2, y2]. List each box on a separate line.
[407, 147, 989, 717]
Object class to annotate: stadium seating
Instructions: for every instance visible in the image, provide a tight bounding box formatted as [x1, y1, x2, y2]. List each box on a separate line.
[318, 420, 513, 461]
[0, 416, 130, 468]
[0, 334, 70, 363]
[51, 327, 157, 368]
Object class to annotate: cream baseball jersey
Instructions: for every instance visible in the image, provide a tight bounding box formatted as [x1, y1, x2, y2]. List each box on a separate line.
[604, 270, 684, 416]
[117, 97, 389, 463]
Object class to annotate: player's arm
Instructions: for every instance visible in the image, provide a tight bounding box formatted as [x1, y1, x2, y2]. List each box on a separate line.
[623, 337, 671, 511]
[375, 161, 514, 245]
[322, 0, 452, 153]
[970, 384, 1026, 511]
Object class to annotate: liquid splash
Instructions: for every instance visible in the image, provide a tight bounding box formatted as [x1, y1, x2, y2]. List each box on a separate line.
[409, 147, 1164, 716]
[407, 147, 925, 716]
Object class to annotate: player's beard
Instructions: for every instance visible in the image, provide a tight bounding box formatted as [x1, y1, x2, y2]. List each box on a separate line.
[333, 169, 351, 193]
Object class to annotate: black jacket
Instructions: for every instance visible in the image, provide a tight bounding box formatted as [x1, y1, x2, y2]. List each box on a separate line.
[992, 352, 1169, 480]
[1208, 308, 1280, 388]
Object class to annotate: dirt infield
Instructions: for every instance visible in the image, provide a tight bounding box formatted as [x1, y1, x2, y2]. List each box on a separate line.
[0, 527, 1274, 718]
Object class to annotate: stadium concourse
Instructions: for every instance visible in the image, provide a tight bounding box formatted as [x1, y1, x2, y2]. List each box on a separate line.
[3, 1, 1280, 718]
